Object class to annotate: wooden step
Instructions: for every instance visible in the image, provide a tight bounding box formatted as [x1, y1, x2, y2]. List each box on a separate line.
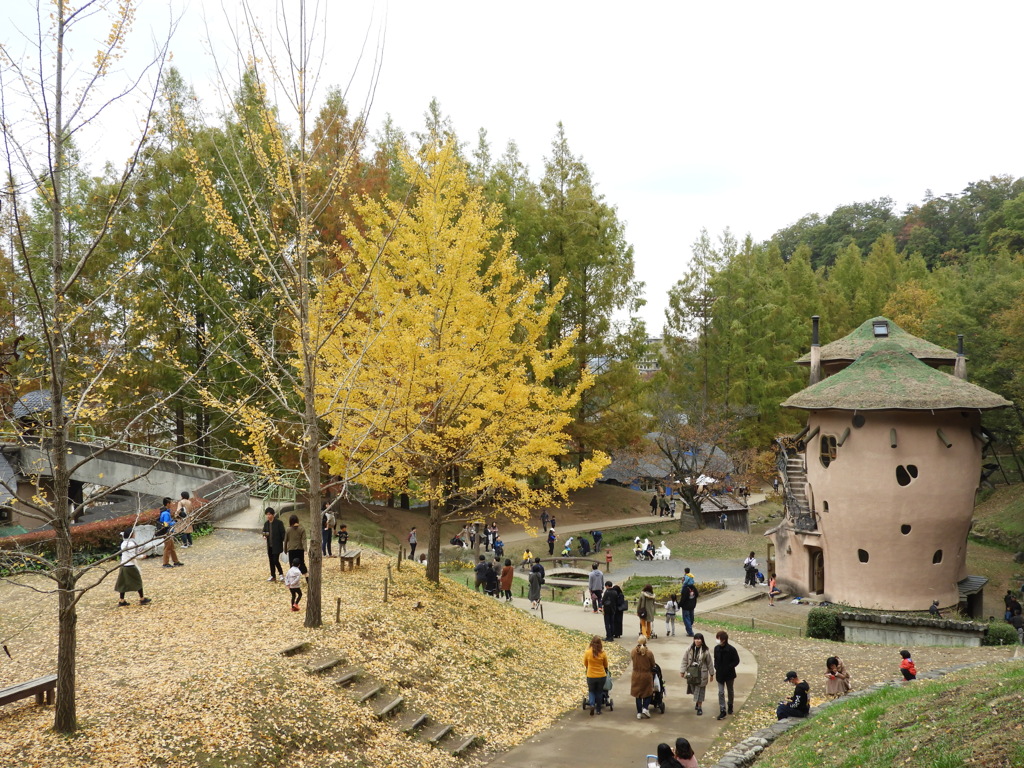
[306, 656, 346, 675]
[448, 735, 479, 756]
[350, 681, 384, 703]
[421, 723, 453, 746]
[394, 710, 429, 734]
[374, 695, 404, 719]
[279, 641, 310, 657]
[333, 666, 363, 686]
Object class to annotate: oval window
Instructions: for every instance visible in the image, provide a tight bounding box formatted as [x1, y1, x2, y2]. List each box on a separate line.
[858, 549, 869, 563]
[932, 550, 943, 564]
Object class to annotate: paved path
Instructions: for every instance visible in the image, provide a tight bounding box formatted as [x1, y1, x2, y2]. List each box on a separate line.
[487, 586, 760, 768]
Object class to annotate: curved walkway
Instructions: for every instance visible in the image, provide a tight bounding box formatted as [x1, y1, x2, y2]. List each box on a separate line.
[487, 586, 760, 767]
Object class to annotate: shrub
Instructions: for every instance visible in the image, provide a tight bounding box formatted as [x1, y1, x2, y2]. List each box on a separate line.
[982, 621, 1020, 646]
[806, 606, 843, 641]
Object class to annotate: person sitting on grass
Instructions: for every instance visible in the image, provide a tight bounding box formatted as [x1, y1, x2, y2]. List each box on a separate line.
[776, 671, 810, 719]
[899, 649, 917, 680]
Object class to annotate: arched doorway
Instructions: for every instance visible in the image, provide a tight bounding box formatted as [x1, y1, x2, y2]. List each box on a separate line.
[808, 547, 825, 594]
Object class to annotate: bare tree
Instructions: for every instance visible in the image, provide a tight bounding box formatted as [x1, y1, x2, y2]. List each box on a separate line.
[0, 0, 178, 732]
[178, 0, 383, 627]
[640, 394, 754, 530]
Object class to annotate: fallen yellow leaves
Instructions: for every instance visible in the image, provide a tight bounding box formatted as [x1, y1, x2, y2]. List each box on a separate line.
[0, 530, 620, 767]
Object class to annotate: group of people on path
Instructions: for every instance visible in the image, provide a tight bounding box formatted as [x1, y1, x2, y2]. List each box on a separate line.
[473, 554, 517, 602]
[649, 492, 677, 518]
[114, 491, 195, 607]
[261, 506, 351, 612]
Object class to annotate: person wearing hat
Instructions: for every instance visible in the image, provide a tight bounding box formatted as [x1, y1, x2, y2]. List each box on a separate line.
[776, 671, 810, 719]
[262, 508, 286, 581]
[115, 529, 152, 607]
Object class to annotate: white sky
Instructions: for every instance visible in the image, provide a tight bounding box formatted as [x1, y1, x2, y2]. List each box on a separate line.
[5, 1, 1024, 333]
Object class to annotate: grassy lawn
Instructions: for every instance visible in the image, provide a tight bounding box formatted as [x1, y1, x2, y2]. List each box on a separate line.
[754, 660, 1024, 768]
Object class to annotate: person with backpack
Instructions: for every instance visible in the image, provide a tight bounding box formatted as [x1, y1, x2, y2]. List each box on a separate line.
[408, 527, 418, 560]
[321, 503, 336, 557]
[158, 498, 182, 568]
[176, 491, 194, 548]
[743, 551, 758, 587]
[588, 563, 605, 614]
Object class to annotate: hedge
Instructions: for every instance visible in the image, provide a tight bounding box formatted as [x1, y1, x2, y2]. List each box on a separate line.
[0, 497, 208, 555]
[982, 621, 1021, 646]
[806, 606, 844, 641]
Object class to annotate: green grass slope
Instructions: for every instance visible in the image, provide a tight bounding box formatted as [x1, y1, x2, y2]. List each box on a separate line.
[756, 659, 1024, 768]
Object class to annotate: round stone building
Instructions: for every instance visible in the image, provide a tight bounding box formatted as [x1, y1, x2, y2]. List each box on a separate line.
[768, 318, 1011, 612]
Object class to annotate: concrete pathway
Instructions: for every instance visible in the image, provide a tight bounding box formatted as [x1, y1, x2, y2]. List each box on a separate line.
[215, 497, 267, 531]
[487, 586, 760, 768]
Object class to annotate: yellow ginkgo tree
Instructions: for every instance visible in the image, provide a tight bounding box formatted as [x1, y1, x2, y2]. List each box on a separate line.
[317, 143, 608, 583]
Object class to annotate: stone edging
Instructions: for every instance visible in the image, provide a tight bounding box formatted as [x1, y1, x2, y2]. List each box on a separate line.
[707, 656, 1022, 768]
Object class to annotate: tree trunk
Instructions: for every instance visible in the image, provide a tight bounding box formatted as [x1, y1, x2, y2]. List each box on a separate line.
[425, 474, 442, 584]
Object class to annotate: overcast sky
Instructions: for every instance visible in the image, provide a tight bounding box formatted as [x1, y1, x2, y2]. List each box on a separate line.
[5, 1, 1023, 333]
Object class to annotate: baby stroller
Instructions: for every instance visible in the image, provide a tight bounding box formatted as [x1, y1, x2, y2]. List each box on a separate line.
[650, 663, 667, 714]
[581, 679, 614, 713]
[578, 537, 591, 556]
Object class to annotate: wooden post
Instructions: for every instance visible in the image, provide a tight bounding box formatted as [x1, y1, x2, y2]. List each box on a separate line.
[383, 578, 389, 603]
[381, 532, 386, 553]
[387, 562, 393, 584]
[397, 547, 403, 571]
[335, 597, 341, 624]
[539, 603, 544, 620]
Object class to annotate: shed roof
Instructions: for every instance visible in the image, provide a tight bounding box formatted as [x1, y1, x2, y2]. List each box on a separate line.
[782, 341, 1011, 412]
[795, 316, 958, 366]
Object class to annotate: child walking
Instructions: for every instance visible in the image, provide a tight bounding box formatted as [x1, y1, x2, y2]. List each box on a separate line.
[285, 558, 305, 612]
[899, 649, 917, 680]
[664, 594, 679, 636]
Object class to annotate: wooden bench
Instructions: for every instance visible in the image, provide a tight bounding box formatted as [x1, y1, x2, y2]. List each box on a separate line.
[339, 549, 362, 571]
[0, 674, 57, 707]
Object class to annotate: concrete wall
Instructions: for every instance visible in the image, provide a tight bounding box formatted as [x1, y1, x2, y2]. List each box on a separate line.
[841, 617, 985, 647]
[775, 409, 982, 611]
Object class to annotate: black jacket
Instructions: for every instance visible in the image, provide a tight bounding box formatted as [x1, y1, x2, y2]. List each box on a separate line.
[713, 642, 740, 682]
[680, 586, 698, 611]
[263, 518, 286, 554]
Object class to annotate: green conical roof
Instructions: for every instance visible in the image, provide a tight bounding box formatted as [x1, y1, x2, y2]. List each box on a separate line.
[795, 316, 958, 365]
[783, 340, 1011, 411]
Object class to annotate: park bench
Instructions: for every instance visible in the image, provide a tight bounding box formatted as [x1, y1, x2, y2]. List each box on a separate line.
[0, 674, 57, 707]
[339, 549, 362, 571]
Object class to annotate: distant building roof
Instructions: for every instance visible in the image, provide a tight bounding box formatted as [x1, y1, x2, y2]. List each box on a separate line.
[795, 317, 958, 366]
[0, 452, 15, 506]
[783, 341, 1011, 412]
[600, 453, 674, 485]
[12, 389, 53, 420]
[700, 494, 747, 513]
[957, 575, 988, 599]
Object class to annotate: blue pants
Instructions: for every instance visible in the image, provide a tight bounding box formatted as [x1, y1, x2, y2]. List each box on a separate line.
[586, 677, 606, 712]
[776, 703, 806, 720]
[682, 609, 695, 636]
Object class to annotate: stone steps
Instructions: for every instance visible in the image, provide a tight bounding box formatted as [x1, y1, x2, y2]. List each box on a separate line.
[280, 640, 480, 757]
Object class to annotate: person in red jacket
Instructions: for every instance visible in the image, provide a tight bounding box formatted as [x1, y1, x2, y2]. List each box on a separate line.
[899, 649, 917, 680]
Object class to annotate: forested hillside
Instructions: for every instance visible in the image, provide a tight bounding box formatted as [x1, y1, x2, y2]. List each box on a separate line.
[2, 63, 1020, 466]
[661, 177, 1024, 449]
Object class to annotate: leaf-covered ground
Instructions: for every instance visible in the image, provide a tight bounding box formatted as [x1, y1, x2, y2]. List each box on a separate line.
[0, 531, 625, 768]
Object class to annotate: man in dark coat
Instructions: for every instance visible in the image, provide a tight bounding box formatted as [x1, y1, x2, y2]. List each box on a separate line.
[262, 508, 286, 581]
[680, 584, 698, 637]
[613, 584, 627, 638]
[713, 630, 741, 719]
[602, 582, 618, 641]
